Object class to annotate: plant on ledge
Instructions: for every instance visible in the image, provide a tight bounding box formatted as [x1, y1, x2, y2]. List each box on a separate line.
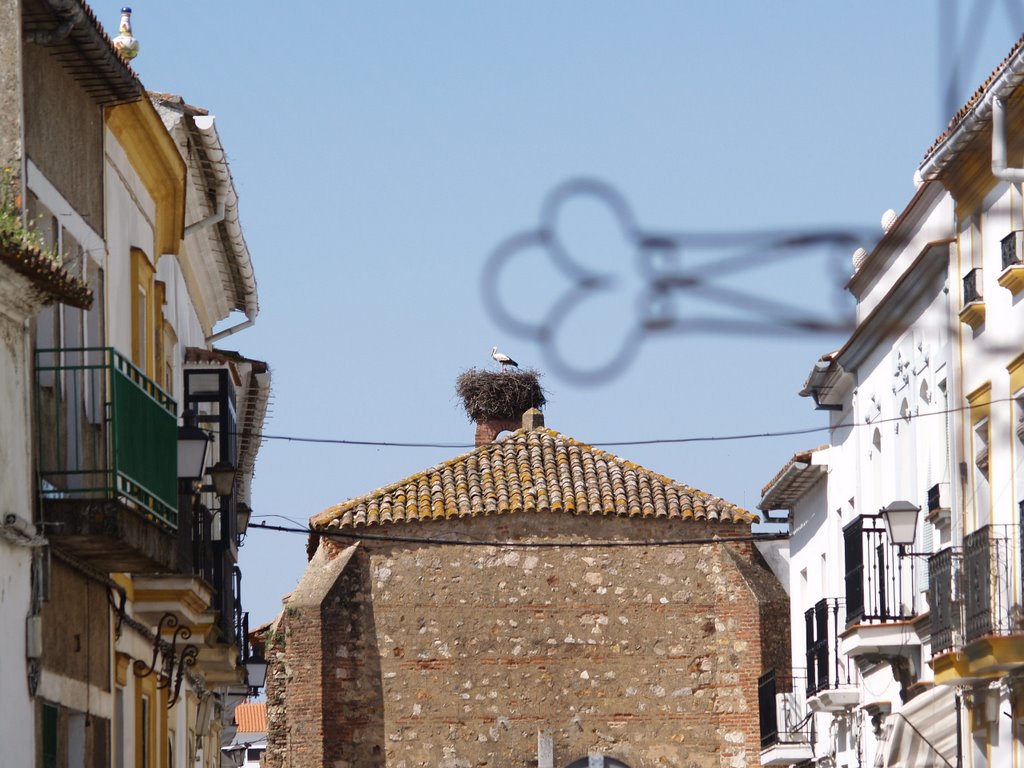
[0, 165, 61, 263]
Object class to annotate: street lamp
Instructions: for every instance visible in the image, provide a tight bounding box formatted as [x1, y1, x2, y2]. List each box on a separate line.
[880, 500, 922, 555]
[246, 654, 268, 694]
[208, 461, 236, 497]
[177, 410, 209, 480]
[236, 503, 252, 535]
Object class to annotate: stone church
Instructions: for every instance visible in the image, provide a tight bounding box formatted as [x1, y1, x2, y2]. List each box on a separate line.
[263, 403, 788, 768]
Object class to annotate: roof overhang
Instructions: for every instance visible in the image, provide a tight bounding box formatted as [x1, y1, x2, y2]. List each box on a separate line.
[801, 239, 951, 406]
[153, 96, 258, 334]
[759, 448, 827, 511]
[22, 0, 143, 106]
[105, 99, 186, 256]
[919, 33, 1024, 182]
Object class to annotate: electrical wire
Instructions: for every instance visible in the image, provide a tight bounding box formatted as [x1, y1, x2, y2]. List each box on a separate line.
[212, 395, 1016, 451]
[247, 519, 789, 548]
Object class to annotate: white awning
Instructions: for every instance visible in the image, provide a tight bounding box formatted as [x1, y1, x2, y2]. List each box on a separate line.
[885, 686, 958, 768]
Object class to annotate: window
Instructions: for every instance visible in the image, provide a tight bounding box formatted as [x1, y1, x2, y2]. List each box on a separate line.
[140, 694, 150, 768]
[130, 248, 155, 377]
[967, 384, 992, 526]
[42, 702, 58, 768]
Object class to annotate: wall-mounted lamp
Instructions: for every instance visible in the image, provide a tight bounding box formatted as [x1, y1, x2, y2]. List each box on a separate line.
[880, 500, 927, 556]
[246, 654, 268, 693]
[207, 461, 236, 497]
[177, 410, 210, 480]
[236, 503, 252, 536]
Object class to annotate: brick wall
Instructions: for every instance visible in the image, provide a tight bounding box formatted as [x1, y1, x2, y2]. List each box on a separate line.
[266, 515, 787, 768]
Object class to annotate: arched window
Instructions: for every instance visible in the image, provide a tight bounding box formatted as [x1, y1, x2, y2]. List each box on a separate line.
[565, 759, 632, 768]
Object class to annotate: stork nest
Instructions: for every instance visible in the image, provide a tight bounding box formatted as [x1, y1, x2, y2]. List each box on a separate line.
[456, 368, 546, 422]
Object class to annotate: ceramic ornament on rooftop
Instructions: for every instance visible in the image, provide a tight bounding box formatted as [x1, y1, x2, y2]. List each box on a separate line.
[112, 6, 139, 60]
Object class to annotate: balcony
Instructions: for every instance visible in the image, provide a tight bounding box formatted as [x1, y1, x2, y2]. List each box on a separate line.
[999, 230, 1024, 294]
[758, 669, 814, 766]
[928, 547, 973, 684]
[35, 347, 178, 572]
[961, 524, 1024, 676]
[959, 267, 985, 329]
[841, 515, 923, 662]
[929, 523, 1024, 684]
[805, 598, 860, 712]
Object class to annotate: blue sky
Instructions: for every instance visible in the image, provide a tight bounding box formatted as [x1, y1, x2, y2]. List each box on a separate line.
[125, 2, 1021, 626]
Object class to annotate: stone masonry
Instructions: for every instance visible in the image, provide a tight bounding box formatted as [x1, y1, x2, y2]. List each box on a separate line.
[265, 514, 789, 768]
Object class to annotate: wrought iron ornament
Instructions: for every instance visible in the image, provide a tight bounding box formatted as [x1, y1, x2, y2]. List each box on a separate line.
[132, 612, 199, 707]
[483, 179, 874, 384]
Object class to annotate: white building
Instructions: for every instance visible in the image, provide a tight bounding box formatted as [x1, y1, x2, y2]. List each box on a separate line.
[758, 32, 1024, 768]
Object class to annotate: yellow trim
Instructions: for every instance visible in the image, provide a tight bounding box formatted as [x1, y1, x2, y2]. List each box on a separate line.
[115, 653, 130, 687]
[968, 383, 993, 423]
[998, 265, 1024, 294]
[131, 248, 156, 377]
[964, 635, 1024, 677]
[106, 100, 186, 258]
[1009, 353, 1024, 395]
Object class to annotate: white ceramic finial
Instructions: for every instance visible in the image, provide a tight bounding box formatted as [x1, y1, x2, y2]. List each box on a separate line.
[113, 7, 139, 60]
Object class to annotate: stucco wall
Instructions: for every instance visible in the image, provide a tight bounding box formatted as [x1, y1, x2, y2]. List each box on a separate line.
[0, 0, 22, 168]
[0, 291, 36, 768]
[267, 515, 787, 768]
[22, 40, 104, 235]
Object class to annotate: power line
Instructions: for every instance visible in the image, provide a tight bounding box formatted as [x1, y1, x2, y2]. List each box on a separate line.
[217, 395, 1016, 451]
[246, 519, 790, 549]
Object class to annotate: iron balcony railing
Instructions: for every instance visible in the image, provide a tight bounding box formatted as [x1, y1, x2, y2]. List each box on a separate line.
[928, 547, 963, 655]
[35, 347, 178, 529]
[844, 515, 918, 625]
[758, 668, 812, 750]
[1002, 231, 1023, 271]
[805, 598, 856, 697]
[963, 523, 1021, 642]
[963, 267, 983, 305]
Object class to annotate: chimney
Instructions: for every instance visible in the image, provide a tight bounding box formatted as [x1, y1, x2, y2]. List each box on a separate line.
[475, 417, 521, 447]
[473, 408, 544, 447]
[456, 368, 547, 447]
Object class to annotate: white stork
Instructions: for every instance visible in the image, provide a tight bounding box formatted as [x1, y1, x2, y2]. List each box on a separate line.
[491, 346, 518, 370]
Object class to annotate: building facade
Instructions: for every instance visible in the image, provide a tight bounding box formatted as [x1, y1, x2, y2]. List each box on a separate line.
[757, 33, 1024, 768]
[1, 1, 270, 765]
[265, 409, 789, 768]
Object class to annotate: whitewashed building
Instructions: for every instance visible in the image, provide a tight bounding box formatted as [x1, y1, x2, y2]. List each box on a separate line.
[758, 33, 1024, 768]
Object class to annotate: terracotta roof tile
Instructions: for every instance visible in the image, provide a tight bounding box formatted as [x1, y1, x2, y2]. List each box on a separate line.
[233, 702, 266, 733]
[312, 427, 754, 530]
[0, 241, 92, 309]
[922, 31, 1024, 165]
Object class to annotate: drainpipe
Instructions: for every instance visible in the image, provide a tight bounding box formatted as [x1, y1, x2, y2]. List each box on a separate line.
[991, 96, 1024, 182]
[207, 318, 254, 344]
[184, 201, 226, 238]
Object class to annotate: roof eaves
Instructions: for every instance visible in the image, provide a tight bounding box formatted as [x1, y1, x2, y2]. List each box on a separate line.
[759, 446, 828, 511]
[0, 240, 93, 309]
[23, 0, 144, 107]
[919, 31, 1024, 179]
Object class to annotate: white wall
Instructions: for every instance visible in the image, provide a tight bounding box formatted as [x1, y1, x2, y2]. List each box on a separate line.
[0, 300, 41, 768]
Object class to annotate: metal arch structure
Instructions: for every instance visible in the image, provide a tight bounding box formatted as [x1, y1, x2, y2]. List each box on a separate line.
[482, 178, 874, 385]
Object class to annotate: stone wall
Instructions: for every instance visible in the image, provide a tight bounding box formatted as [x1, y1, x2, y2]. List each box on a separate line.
[267, 515, 787, 768]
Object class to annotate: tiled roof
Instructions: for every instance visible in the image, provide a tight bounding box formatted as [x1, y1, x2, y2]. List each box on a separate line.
[22, 0, 143, 106]
[0, 241, 92, 309]
[759, 446, 828, 511]
[312, 427, 754, 529]
[234, 702, 266, 734]
[921, 31, 1024, 166]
